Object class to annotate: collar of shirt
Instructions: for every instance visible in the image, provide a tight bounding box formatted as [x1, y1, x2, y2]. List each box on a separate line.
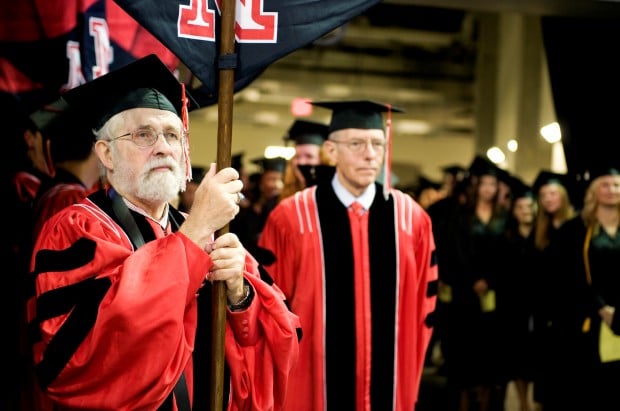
[123, 197, 170, 231]
[331, 173, 375, 210]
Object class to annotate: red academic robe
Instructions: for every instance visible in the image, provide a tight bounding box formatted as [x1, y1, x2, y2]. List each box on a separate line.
[27, 189, 300, 411]
[258, 183, 438, 411]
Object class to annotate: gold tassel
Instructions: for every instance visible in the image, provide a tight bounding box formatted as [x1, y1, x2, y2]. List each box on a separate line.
[582, 317, 591, 333]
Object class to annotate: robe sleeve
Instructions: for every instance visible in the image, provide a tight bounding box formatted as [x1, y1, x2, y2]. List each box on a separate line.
[257, 198, 304, 300]
[396, 192, 438, 405]
[28, 202, 224, 410]
[413, 202, 438, 395]
[225, 259, 301, 411]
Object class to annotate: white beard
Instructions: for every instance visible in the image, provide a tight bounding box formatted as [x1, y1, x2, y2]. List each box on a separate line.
[111, 150, 186, 204]
[137, 168, 183, 203]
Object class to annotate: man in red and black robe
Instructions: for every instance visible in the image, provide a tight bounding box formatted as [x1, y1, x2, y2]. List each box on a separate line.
[259, 100, 438, 411]
[25, 55, 300, 411]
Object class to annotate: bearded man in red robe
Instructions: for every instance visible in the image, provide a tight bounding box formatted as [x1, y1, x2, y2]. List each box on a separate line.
[26, 55, 300, 411]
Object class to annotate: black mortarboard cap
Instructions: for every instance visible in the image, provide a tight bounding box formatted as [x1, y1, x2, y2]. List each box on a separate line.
[415, 176, 442, 197]
[284, 119, 329, 146]
[61, 54, 198, 130]
[467, 155, 508, 181]
[583, 164, 620, 182]
[533, 169, 584, 208]
[29, 98, 69, 133]
[297, 164, 336, 187]
[311, 100, 404, 133]
[508, 176, 534, 200]
[29, 97, 95, 162]
[532, 170, 568, 195]
[231, 152, 244, 172]
[496, 167, 512, 184]
[252, 156, 287, 173]
[441, 164, 466, 176]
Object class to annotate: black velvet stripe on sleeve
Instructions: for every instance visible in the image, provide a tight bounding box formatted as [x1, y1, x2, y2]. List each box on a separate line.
[425, 310, 437, 328]
[23, 237, 97, 301]
[27, 274, 112, 345]
[31, 237, 97, 276]
[427, 279, 439, 297]
[35, 277, 111, 389]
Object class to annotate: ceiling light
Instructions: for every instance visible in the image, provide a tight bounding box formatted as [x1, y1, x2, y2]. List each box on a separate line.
[486, 146, 505, 164]
[507, 139, 518, 152]
[256, 79, 281, 94]
[242, 88, 261, 102]
[393, 119, 432, 135]
[323, 84, 352, 98]
[394, 89, 442, 103]
[253, 111, 280, 125]
[540, 122, 561, 143]
[265, 146, 295, 160]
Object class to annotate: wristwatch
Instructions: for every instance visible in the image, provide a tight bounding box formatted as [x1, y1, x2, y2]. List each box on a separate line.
[228, 281, 253, 312]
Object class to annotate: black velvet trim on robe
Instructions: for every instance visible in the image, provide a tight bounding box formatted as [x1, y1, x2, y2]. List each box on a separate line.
[317, 183, 397, 410]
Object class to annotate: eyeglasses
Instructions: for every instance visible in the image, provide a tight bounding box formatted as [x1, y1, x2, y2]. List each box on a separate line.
[330, 138, 386, 153]
[111, 127, 185, 147]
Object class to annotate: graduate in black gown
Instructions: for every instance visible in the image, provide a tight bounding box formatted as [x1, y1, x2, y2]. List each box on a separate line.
[438, 156, 509, 411]
[529, 170, 577, 409]
[544, 165, 620, 411]
[495, 179, 537, 411]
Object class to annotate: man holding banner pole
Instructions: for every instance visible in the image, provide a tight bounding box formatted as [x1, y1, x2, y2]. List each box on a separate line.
[25, 54, 300, 411]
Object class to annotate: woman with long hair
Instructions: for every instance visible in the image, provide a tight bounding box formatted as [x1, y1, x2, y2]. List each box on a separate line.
[440, 156, 509, 411]
[530, 171, 577, 410]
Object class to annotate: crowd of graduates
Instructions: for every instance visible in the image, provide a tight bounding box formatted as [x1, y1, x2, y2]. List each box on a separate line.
[409, 156, 620, 411]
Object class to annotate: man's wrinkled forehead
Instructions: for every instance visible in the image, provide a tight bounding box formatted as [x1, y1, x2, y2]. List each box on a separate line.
[328, 127, 386, 140]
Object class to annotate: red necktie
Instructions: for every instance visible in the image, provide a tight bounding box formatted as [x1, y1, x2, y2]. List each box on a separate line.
[349, 201, 365, 216]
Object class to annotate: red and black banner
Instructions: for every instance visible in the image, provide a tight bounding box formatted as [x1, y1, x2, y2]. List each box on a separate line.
[113, 0, 382, 106]
[1, 0, 381, 111]
[0, 0, 177, 111]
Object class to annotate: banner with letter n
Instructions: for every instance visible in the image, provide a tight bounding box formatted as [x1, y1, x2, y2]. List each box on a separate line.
[113, 0, 382, 106]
